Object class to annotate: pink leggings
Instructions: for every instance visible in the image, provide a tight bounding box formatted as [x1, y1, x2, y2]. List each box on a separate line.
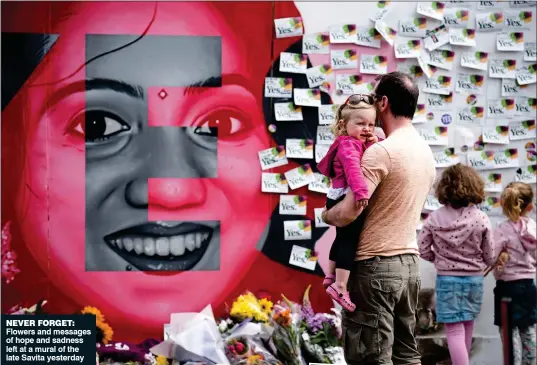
[445, 320, 475, 365]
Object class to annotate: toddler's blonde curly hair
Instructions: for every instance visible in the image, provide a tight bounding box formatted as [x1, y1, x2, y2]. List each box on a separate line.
[330, 101, 376, 138]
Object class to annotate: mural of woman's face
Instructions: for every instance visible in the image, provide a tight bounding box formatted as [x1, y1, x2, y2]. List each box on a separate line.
[15, 2, 273, 329]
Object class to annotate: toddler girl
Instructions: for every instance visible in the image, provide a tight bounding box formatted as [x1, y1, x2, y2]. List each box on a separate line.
[493, 182, 536, 365]
[418, 163, 496, 365]
[317, 94, 380, 312]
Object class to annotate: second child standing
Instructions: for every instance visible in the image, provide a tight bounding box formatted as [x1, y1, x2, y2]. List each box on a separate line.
[418, 164, 496, 365]
[492, 182, 536, 365]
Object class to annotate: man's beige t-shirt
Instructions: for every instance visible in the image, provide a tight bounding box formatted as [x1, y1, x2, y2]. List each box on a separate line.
[356, 125, 436, 261]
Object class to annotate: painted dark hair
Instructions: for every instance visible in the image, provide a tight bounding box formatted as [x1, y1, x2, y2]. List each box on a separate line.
[261, 40, 332, 276]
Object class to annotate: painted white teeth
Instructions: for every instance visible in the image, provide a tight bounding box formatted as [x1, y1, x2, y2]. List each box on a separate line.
[134, 238, 144, 255]
[123, 238, 134, 252]
[156, 237, 170, 256]
[144, 238, 155, 256]
[110, 232, 211, 257]
[170, 235, 185, 256]
[185, 234, 196, 252]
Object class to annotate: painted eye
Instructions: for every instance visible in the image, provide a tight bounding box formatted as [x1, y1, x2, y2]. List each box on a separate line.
[69, 110, 131, 142]
[193, 109, 253, 141]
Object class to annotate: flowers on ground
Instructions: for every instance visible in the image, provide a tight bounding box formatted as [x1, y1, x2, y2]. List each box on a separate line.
[259, 298, 274, 316]
[300, 286, 343, 363]
[88, 287, 345, 365]
[225, 337, 251, 361]
[270, 299, 304, 365]
[80, 306, 114, 344]
[230, 292, 270, 323]
[96, 338, 162, 365]
[96, 320, 114, 345]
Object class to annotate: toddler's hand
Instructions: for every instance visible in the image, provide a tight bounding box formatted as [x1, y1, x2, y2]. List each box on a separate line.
[367, 135, 379, 144]
[357, 199, 368, 208]
[362, 131, 378, 144]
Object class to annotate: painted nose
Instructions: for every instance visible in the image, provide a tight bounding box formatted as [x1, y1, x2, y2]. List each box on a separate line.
[125, 177, 207, 210]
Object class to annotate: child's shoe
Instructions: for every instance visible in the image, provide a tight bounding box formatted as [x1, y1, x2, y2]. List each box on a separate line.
[326, 284, 356, 312]
[323, 274, 335, 288]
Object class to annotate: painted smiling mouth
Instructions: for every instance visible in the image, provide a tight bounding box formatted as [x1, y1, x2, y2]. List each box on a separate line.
[104, 222, 214, 271]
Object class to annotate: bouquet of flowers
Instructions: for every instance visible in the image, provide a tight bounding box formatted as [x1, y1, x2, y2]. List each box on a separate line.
[80, 306, 114, 345]
[151, 305, 230, 365]
[269, 297, 305, 365]
[225, 337, 252, 361]
[229, 292, 273, 324]
[300, 286, 344, 364]
[223, 320, 282, 365]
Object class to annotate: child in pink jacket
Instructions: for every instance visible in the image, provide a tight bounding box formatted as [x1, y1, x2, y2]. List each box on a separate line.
[492, 182, 536, 365]
[317, 94, 380, 312]
[418, 164, 495, 365]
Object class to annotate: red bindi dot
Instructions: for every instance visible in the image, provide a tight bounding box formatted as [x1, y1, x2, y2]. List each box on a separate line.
[158, 89, 168, 100]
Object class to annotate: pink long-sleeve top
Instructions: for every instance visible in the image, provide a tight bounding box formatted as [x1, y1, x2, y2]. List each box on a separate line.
[418, 205, 496, 276]
[493, 217, 536, 281]
[316, 136, 370, 201]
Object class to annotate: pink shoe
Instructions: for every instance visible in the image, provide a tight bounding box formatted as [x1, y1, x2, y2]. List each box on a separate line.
[326, 284, 356, 312]
[323, 274, 335, 288]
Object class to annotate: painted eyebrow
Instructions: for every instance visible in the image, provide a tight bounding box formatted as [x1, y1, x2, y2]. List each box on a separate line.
[41, 73, 252, 114]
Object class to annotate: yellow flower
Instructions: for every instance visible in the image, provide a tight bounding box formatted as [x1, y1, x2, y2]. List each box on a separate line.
[230, 293, 269, 322]
[96, 320, 114, 344]
[82, 306, 105, 322]
[259, 298, 273, 315]
[247, 354, 263, 365]
[156, 356, 169, 365]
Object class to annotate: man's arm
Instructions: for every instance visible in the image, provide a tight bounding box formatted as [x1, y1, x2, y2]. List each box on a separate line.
[322, 189, 364, 227]
[322, 144, 391, 227]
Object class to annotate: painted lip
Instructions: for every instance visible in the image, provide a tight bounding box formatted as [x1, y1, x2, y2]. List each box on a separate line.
[104, 221, 215, 272]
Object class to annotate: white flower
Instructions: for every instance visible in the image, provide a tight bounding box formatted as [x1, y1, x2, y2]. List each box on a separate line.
[144, 353, 158, 365]
[218, 320, 228, 333]
[114, 342, 129, 351]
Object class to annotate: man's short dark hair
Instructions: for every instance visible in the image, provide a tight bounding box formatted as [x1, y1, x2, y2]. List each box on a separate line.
[375, 72, 419, 119]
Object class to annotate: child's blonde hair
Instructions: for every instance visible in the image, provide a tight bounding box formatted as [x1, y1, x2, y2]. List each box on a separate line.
[501, 182, 534, 221]
[330, 101, 375, 138]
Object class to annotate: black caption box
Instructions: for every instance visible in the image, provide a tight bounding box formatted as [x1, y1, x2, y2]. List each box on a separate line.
[1, 315, 95, 365]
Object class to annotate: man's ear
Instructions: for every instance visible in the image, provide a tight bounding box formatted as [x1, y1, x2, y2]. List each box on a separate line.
[379, 95, 389, 113]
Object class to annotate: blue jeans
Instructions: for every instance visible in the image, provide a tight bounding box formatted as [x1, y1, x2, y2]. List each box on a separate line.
[436, 275, 484, 323]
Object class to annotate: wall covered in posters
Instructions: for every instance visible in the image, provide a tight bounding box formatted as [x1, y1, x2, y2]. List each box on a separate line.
[1, 1, 536, 363]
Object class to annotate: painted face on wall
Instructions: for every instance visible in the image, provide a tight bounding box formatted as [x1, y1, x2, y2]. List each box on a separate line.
[10, 2, 274, 330]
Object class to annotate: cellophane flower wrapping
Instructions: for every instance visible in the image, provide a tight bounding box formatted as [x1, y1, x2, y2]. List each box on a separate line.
[151, 305, 230, 365]
[269, 299, 305, 365]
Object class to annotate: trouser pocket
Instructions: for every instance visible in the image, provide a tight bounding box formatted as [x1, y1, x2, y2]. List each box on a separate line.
[343, 311, 380, 364]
